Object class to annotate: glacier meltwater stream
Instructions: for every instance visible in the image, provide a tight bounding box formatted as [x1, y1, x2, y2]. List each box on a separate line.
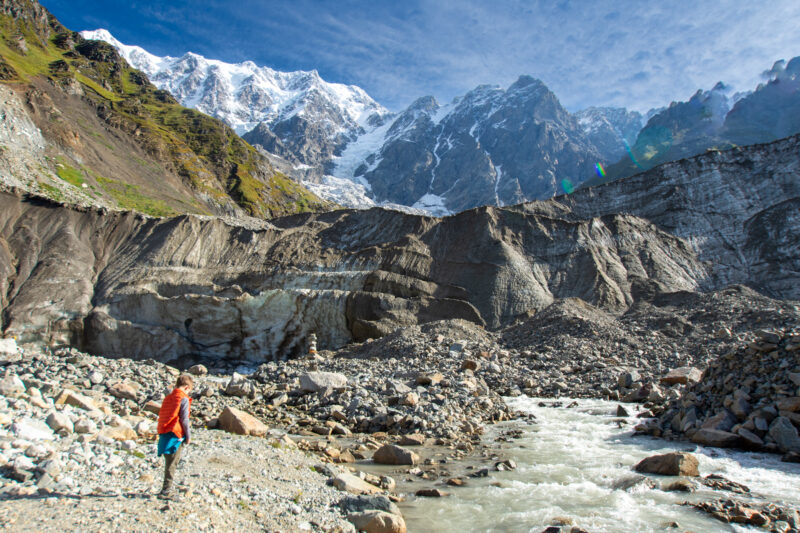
[401, 397, 800, 533]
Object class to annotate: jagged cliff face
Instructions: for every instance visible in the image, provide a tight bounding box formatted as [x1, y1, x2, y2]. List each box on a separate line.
[2, 134, 798, 363]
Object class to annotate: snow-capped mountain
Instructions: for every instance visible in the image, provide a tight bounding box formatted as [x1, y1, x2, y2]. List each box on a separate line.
[334, 76, 608, 214]
[80, 29, 391, 176]
[574, 107, 643, 162]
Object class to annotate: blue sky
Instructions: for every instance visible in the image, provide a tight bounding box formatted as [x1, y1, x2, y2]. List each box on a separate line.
[42, 0, 800, 113]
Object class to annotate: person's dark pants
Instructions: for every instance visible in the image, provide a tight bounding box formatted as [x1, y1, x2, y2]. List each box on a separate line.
[161, 444, 182, 494]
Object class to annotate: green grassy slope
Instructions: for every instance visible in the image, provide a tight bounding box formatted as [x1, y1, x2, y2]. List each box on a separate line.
[0, 0, 329, 218]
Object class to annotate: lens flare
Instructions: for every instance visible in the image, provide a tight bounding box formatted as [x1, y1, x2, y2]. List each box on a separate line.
[594, 163, 606, 178]
[561, 179, 574, 194]
[623, 139, 644, 169]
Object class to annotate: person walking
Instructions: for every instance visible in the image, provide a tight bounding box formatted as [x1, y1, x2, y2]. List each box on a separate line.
[156, 374, 193, 500]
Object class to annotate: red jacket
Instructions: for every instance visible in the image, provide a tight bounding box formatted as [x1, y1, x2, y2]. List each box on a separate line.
[157, 388, 191, 438]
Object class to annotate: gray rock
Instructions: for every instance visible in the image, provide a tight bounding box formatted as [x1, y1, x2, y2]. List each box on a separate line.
[730, 397, 752, 420]
[225, 373, 257, 398]
[46, 411, 74, 433]
[618, 370, 641, 389]
[338, 495, 401, 517]
[702, 410, 737, 432]
[736, 427, 764, 449]
[299, 372, 348, 393]
[372, 444, 419, 466]
[691, 429, 741, 448]
[769, 416, 800, 453]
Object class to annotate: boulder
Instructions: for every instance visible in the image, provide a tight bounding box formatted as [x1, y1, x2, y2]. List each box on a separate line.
[299, 372, 347, 393]
[776, 397, 800, 413]
[663, 479, 695, 492]
[46, 412, 73, 433]
[701, 410, 736, 432]
[616, 405, 630, 417]
[143, 400, 162, 415]
[461, 359, 480, 372]
[100, 424, 137, 441]
[225, 373, 257, 398]
[332, 473, 383, 495]
[55, 389, 98, 412]
[415, 488, 448, 497]
[0, 338, 20, 355]
[398, 434, 426, 446]
[0, 374, 25, 396]
[736, 427, 764, 449]
[187, 364, 208, 376]
[11, 418, 55, 441]
[691, 429, 741, 448]
[618, 370, 641, 389]
[338, 495, 401, 517]
[634, 452, 699, 477]
[769, 416, 800, 453]
[730, 397, 752, 420]
[347, 511, 406, 533]
[400, 392, 419, 407]
[660, 367, 703, 386]
[217, 406, 268, 437]
[74, 418, 98, 434]
[373, 444, 419, 465]
[109, 382, 138, 401]
[416, 373, 443, 386]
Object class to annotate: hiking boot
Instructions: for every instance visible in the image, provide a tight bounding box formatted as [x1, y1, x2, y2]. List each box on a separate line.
[157, 490, 180, 502]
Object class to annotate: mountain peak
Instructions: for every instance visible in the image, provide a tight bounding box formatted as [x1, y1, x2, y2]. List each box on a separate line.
[82, 29, 390, 139]
[509, 74, 545, 91]
[407, 95, 439, 113]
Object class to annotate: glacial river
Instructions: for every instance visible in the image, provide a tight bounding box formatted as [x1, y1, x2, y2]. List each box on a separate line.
[401, 397, 800, 533]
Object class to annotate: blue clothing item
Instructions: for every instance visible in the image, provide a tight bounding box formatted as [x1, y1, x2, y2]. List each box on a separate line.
[157, 432, 183, 456]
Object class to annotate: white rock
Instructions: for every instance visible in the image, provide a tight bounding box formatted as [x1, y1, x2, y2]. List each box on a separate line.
[0, 338, 20, 355]
[11, 418, 54, 441]
[0, 374, 25, 396]
[299, 372, 348, 393]
[74, 418, 98, 434]
[13, 455, 35, 470]
[25, 443, 49, 458]
[46, 411, 74, 433]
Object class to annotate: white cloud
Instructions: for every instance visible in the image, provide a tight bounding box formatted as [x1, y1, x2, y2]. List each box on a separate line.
[88, 0, 800, 113]
[239, 0, 800, 113]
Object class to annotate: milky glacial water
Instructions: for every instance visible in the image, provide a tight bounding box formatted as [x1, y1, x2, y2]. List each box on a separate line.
[402, 397, 800, 533]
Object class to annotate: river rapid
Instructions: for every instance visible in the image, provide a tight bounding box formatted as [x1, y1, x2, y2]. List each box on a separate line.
[401, 397, 800, 533]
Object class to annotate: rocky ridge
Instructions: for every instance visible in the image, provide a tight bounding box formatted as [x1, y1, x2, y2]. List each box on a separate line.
[3, 130, 799, 362]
